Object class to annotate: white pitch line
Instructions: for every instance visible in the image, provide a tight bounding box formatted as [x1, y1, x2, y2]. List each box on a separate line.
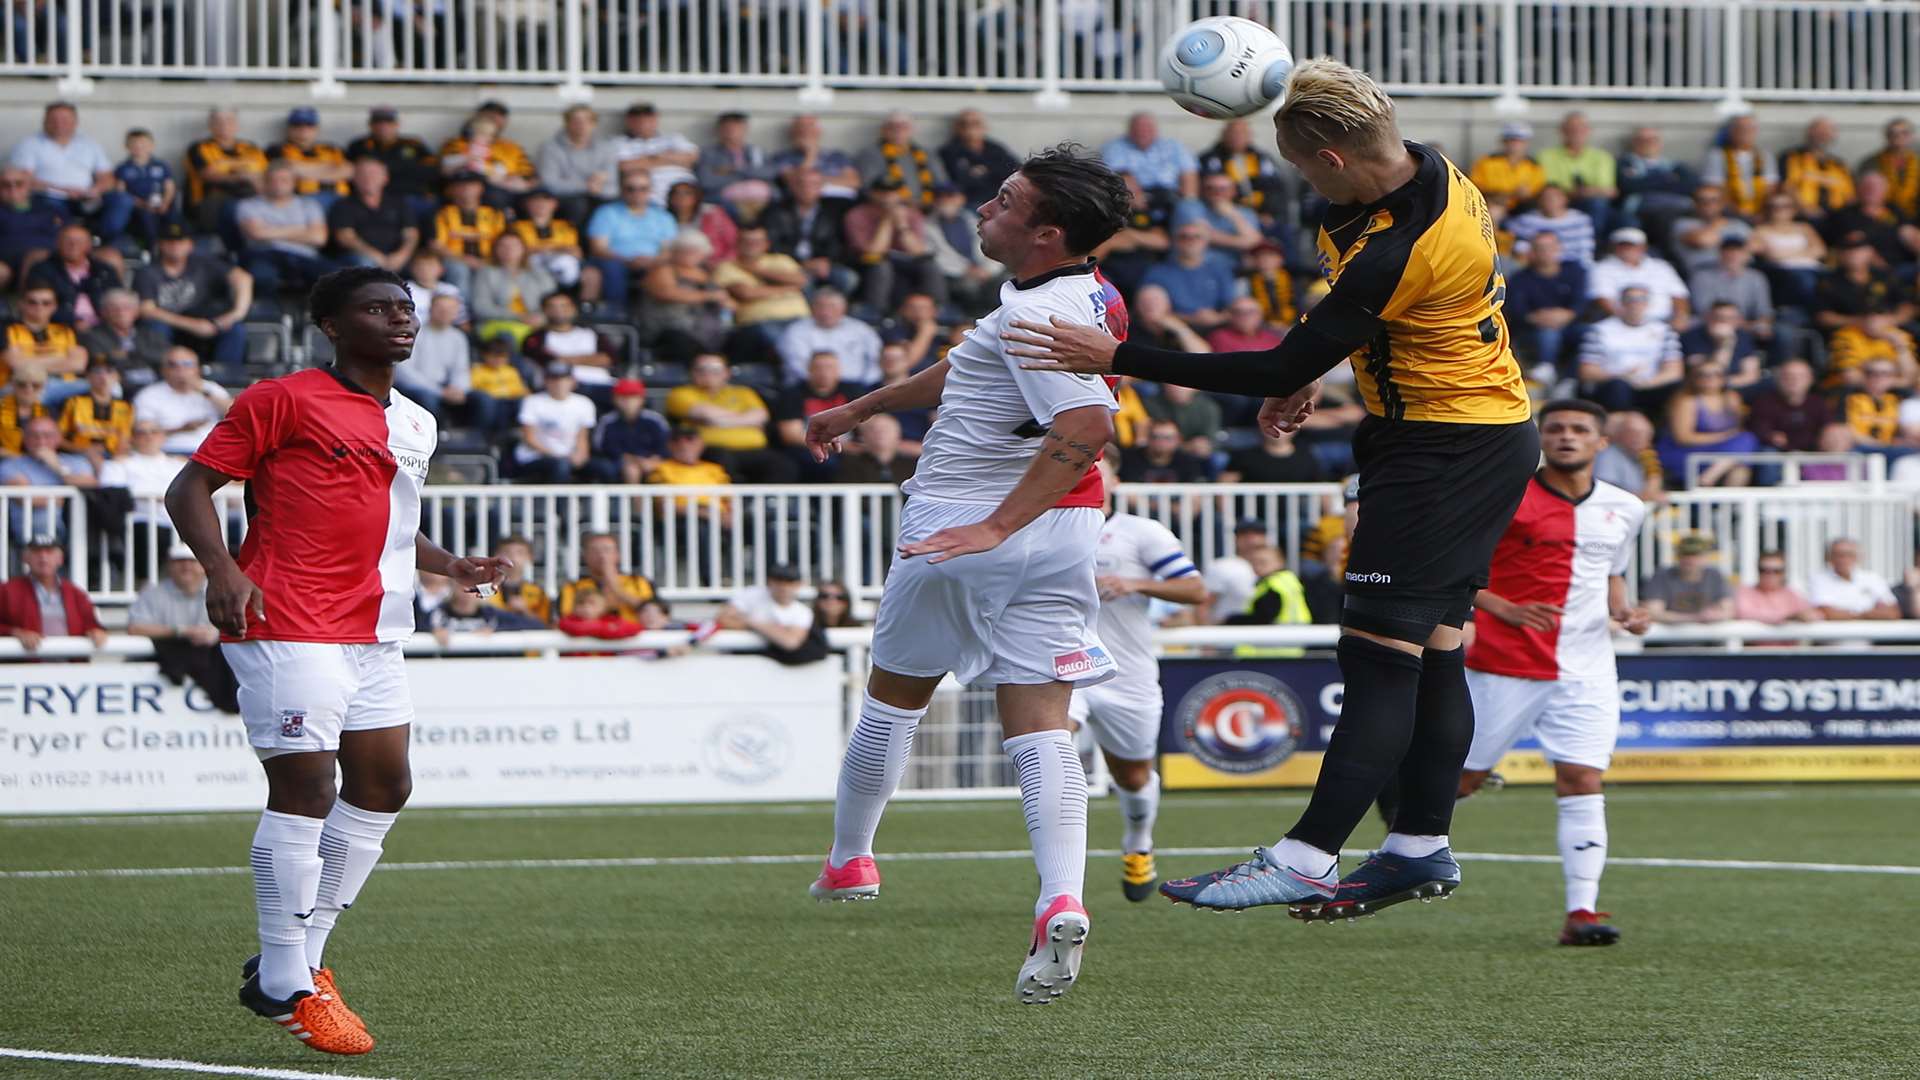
[5, 846, 1918, 882]
[0, 1046, 400, 1080]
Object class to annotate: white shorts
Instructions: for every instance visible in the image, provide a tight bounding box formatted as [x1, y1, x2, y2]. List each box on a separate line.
[1068, 679, 1163, 762]
[871, 498, 1115, 688]
[1464, 668, 1620, 772]
[223, 640, 414, 759]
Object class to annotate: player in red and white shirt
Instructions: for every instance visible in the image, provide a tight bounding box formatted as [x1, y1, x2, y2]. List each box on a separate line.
[1460, 399, 1651, 948]
[1071, 454, 1204, 902]
[166, 268, 506, 1055]
[800, 147, 1132, 1004]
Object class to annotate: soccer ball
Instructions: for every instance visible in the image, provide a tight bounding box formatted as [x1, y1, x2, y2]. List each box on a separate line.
[1158, 16, 1295, 120]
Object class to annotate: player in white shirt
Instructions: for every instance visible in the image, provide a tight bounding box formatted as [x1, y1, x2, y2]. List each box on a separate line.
[1071, 455, 1204, 901]
[1457, 400, 1651, 947]
[800, 146, 1132, 1005]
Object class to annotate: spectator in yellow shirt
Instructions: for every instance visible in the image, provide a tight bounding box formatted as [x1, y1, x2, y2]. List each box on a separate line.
[557, 531, 658, 620]
[662, 352, 798, 483]
[649, 426, 733, 524]
[1826, 307, 1918, 388]
[439, 114, 535, 208]
[1469, 121, 1547, 222]
[488, 534, 552, 625]
[712, 224, 810, 346]
[511, 188, 585, 289]
[431, 171, 506, 292]
[57, 356, 133, 462]
[1838, 362, 1904, 446]
[467, 337, 529, 435]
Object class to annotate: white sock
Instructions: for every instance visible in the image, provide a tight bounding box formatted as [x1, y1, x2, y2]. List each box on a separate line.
[307, 800, 399, 970]
[1558, 793, 1607, 912]
[250, 810, 324, 1001]
[1382, 832, 1450, 858]
[1117, 770, 1160, 854]
[1005, 729, 1087, 917]
[1270, 837, 1339, 878]
[828, 692, 927, 867]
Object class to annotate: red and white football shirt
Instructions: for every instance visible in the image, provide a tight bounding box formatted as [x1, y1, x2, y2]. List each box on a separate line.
[192, 368, 437, 644]
[1466, 474, 1645, 681]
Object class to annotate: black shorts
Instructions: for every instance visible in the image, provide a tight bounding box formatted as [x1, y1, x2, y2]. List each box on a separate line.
[1341, 414, 1539, 643]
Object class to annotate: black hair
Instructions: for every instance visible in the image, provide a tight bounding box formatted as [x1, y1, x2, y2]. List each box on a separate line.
[717, 111, 749, 124]
[1017, 144, 1131, 257]
[125, 127, 153, 140]
[1538, 398, 1609, 427]
[540, 289, 574, 308]
[308, 266, 409, 332]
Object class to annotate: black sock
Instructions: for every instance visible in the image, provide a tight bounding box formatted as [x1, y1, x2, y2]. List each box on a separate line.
[1287, 635, 1426, 854]
[1390, 646, 1475, 837]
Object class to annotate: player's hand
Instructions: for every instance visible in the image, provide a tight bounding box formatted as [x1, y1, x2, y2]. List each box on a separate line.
[899, 520, 1009, 564]
[448, 556, 510, 593]
[1620, 606, 1653, 636]
[1096, 575, 1137, 601]
[1501, 601, 1563, 632]
[207, 568, 265, 638]
[1258, 383, 1322, 436]
[805, 403, 867, 462]
[1005, 317, 1120, 375]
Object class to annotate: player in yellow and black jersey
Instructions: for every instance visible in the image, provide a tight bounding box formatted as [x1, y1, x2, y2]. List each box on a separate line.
[1005, 58, 1540, 923]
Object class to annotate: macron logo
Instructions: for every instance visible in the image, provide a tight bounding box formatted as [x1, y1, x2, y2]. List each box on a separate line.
[1345, 571, 1392, 585]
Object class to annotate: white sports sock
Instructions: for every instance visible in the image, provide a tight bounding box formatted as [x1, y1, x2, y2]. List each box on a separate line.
[307, 800, 399, 970]
[828, 692, 928, 867]
[1005, 729, 1088, 917]
[1270, 837, 1339, 878]
[1381, 832, 1450, 858]
[1557, 793, 1608, 912]
[1117, 770, 1161, 854]
[250, 810, 324, 1001]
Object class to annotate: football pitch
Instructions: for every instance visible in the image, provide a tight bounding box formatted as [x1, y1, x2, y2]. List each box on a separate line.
[3, 784, 1917, 1080]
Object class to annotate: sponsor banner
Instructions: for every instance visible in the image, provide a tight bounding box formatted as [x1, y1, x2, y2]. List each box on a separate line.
[1, 656, 844, 814]
[1158, 654, 1920, 788]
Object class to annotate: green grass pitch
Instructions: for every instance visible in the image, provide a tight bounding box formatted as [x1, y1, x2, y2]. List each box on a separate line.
[3, 784, 1918, 1079]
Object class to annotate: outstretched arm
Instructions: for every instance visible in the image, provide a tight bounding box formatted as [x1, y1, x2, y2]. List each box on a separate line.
[805, 360, 950, 461]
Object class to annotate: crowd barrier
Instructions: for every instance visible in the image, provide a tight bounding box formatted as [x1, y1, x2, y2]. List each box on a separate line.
[7, 0, 1920, 110]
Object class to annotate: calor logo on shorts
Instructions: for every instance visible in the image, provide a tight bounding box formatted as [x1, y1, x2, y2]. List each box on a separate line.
[278, 710, 307, 739]
[1053, 646, 1113, 679]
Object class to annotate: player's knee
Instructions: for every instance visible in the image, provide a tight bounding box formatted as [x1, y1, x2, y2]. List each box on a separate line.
[1553, 765, 1604, 797]
[1108, 757, 1153, 791]
[264, 765, 338, 818]
[342, 763, 413, 813]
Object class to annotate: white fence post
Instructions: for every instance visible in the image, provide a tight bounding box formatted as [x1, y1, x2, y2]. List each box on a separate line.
[55, 0, 93, 95]
[558, 0, 592, 102]
[310, 0, 346, 98]
[1034, 0, 1070, 109]
[798, 0, 834, 104]
[1719, 0, 1750, 115]
[1493, 0, 1527, 115]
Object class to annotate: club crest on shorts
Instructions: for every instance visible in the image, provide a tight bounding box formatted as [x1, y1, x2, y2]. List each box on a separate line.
[277, 709, 307, 739]
[1177, 672, 1305, 774]
[1053, 646, 1114, 680]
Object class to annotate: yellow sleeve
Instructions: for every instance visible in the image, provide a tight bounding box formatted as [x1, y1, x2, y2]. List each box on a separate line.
[664, 386, 697, 421]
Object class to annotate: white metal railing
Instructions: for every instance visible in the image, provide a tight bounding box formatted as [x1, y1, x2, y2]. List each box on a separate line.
[10, 0, 1920, 107]
[5, 481, 1915, 609]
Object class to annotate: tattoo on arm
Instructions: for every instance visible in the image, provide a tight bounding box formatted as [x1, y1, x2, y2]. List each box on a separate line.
[1044, 430, 1096, 470]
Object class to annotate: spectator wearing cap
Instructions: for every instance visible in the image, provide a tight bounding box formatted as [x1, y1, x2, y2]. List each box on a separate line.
[1642, 533, 1735, 623]
[395, 292, 471, 427]
[3, 284, 85, 393]
[57, 355, 132, 463]
[843, 177, 946, 313]
[713, 224, 809, 348]
[328, 157, 419, 274]
[1536, 111, 1618, 237]
[134, 347, 230, 455]
[536, 104, 621, 227]
[1828, 307, 1917, 388]
[1688, 238, 1774, 349]
[472, 231, 558, 348]
[1670, 184, 1754, 276]
[513, 362, 596, 482]
[78, 287, 167, 390]
[1469, 122, 1546, 221]
[113, 127, 176, 253]
[1506, 184, 1597, 267]
[1702, 112, 1777, 219]
[521, 291, 617, 404]
[345, 106, 440, 219]
[1190, 171, 1266, 258]
[774, 350, 859, 477]
[127, 542, 219, 645]
[440, 111, 535, 207]
[1735, 549, 1821, 626]
[649, 426, 733, 523]
[665, 180, 738, 265]
[510, 187, 585, 289]
[131, 221, 250, 401]
[588, 378, 669, 483]
[1813, 234, 1895, 336]
[761, 168, 854, 294]
[8, 101, 132, 244]
[664, 353, 797, 484]
[1503, 231, 1586, 374]
[776, 288, 883, 385]
[268, 107, 352, 210]
[857, 112, 950, 209]
[22, 224, 120, 342]
[1588, 226, 1692, 327]
[235, 161, 335, 295]
[1143, 219, 1241, 333]
[1199, 118, 1291, 227]
[717, 564, 820, 659]
[938, 110, 1020, 208]
[431, 171, 506, 294]
[614, 104, 698, 203]
[1679, 301, 1763, 389]
[586, 170, 677, 309]
[1578, 286, 1685, 412]
[1809, 537, 1902, 620]
[467, 336, 529, 434]
[0, 534, 106, 652]
[184, 109, 268, 243]
[0, 166, 65, 291]
[1, 415, 96, 543]
[696, 111, 778, 217]
[1099, 112, 1197, 200]
[1837, 359, 1907, 449]
[772, 114, 863, 203]
[1618, 126, 1701, 240]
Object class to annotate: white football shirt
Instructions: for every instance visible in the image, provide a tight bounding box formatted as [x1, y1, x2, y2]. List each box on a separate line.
[1093, 512, 1197, 686]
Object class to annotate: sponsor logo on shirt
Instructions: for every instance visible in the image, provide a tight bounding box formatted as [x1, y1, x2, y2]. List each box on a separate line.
[278, 709, 306, 739]
[1177, 672, 1306, 775]
[1053, 645, 1114, 680]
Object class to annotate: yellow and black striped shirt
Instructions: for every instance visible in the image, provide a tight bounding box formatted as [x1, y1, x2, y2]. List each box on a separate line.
[1309, 143, 1530, 424]
[57, 393, 133, 455]
[433, 205, 507, 260]
[2, 321, 80, 384]
[186, 138, 269, 205]
[269, 140, 351, 197]
[487, 580, 552, 625]
[1780, 146, 1855, 215]
[0, 395, 51, 454]
[1862, 149, 1920, 218]
[557, 574, 656, 621]
[511, 217, 581, 256]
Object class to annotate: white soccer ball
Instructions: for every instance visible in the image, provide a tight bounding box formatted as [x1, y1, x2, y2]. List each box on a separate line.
[1158, 16, 1295, 121]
